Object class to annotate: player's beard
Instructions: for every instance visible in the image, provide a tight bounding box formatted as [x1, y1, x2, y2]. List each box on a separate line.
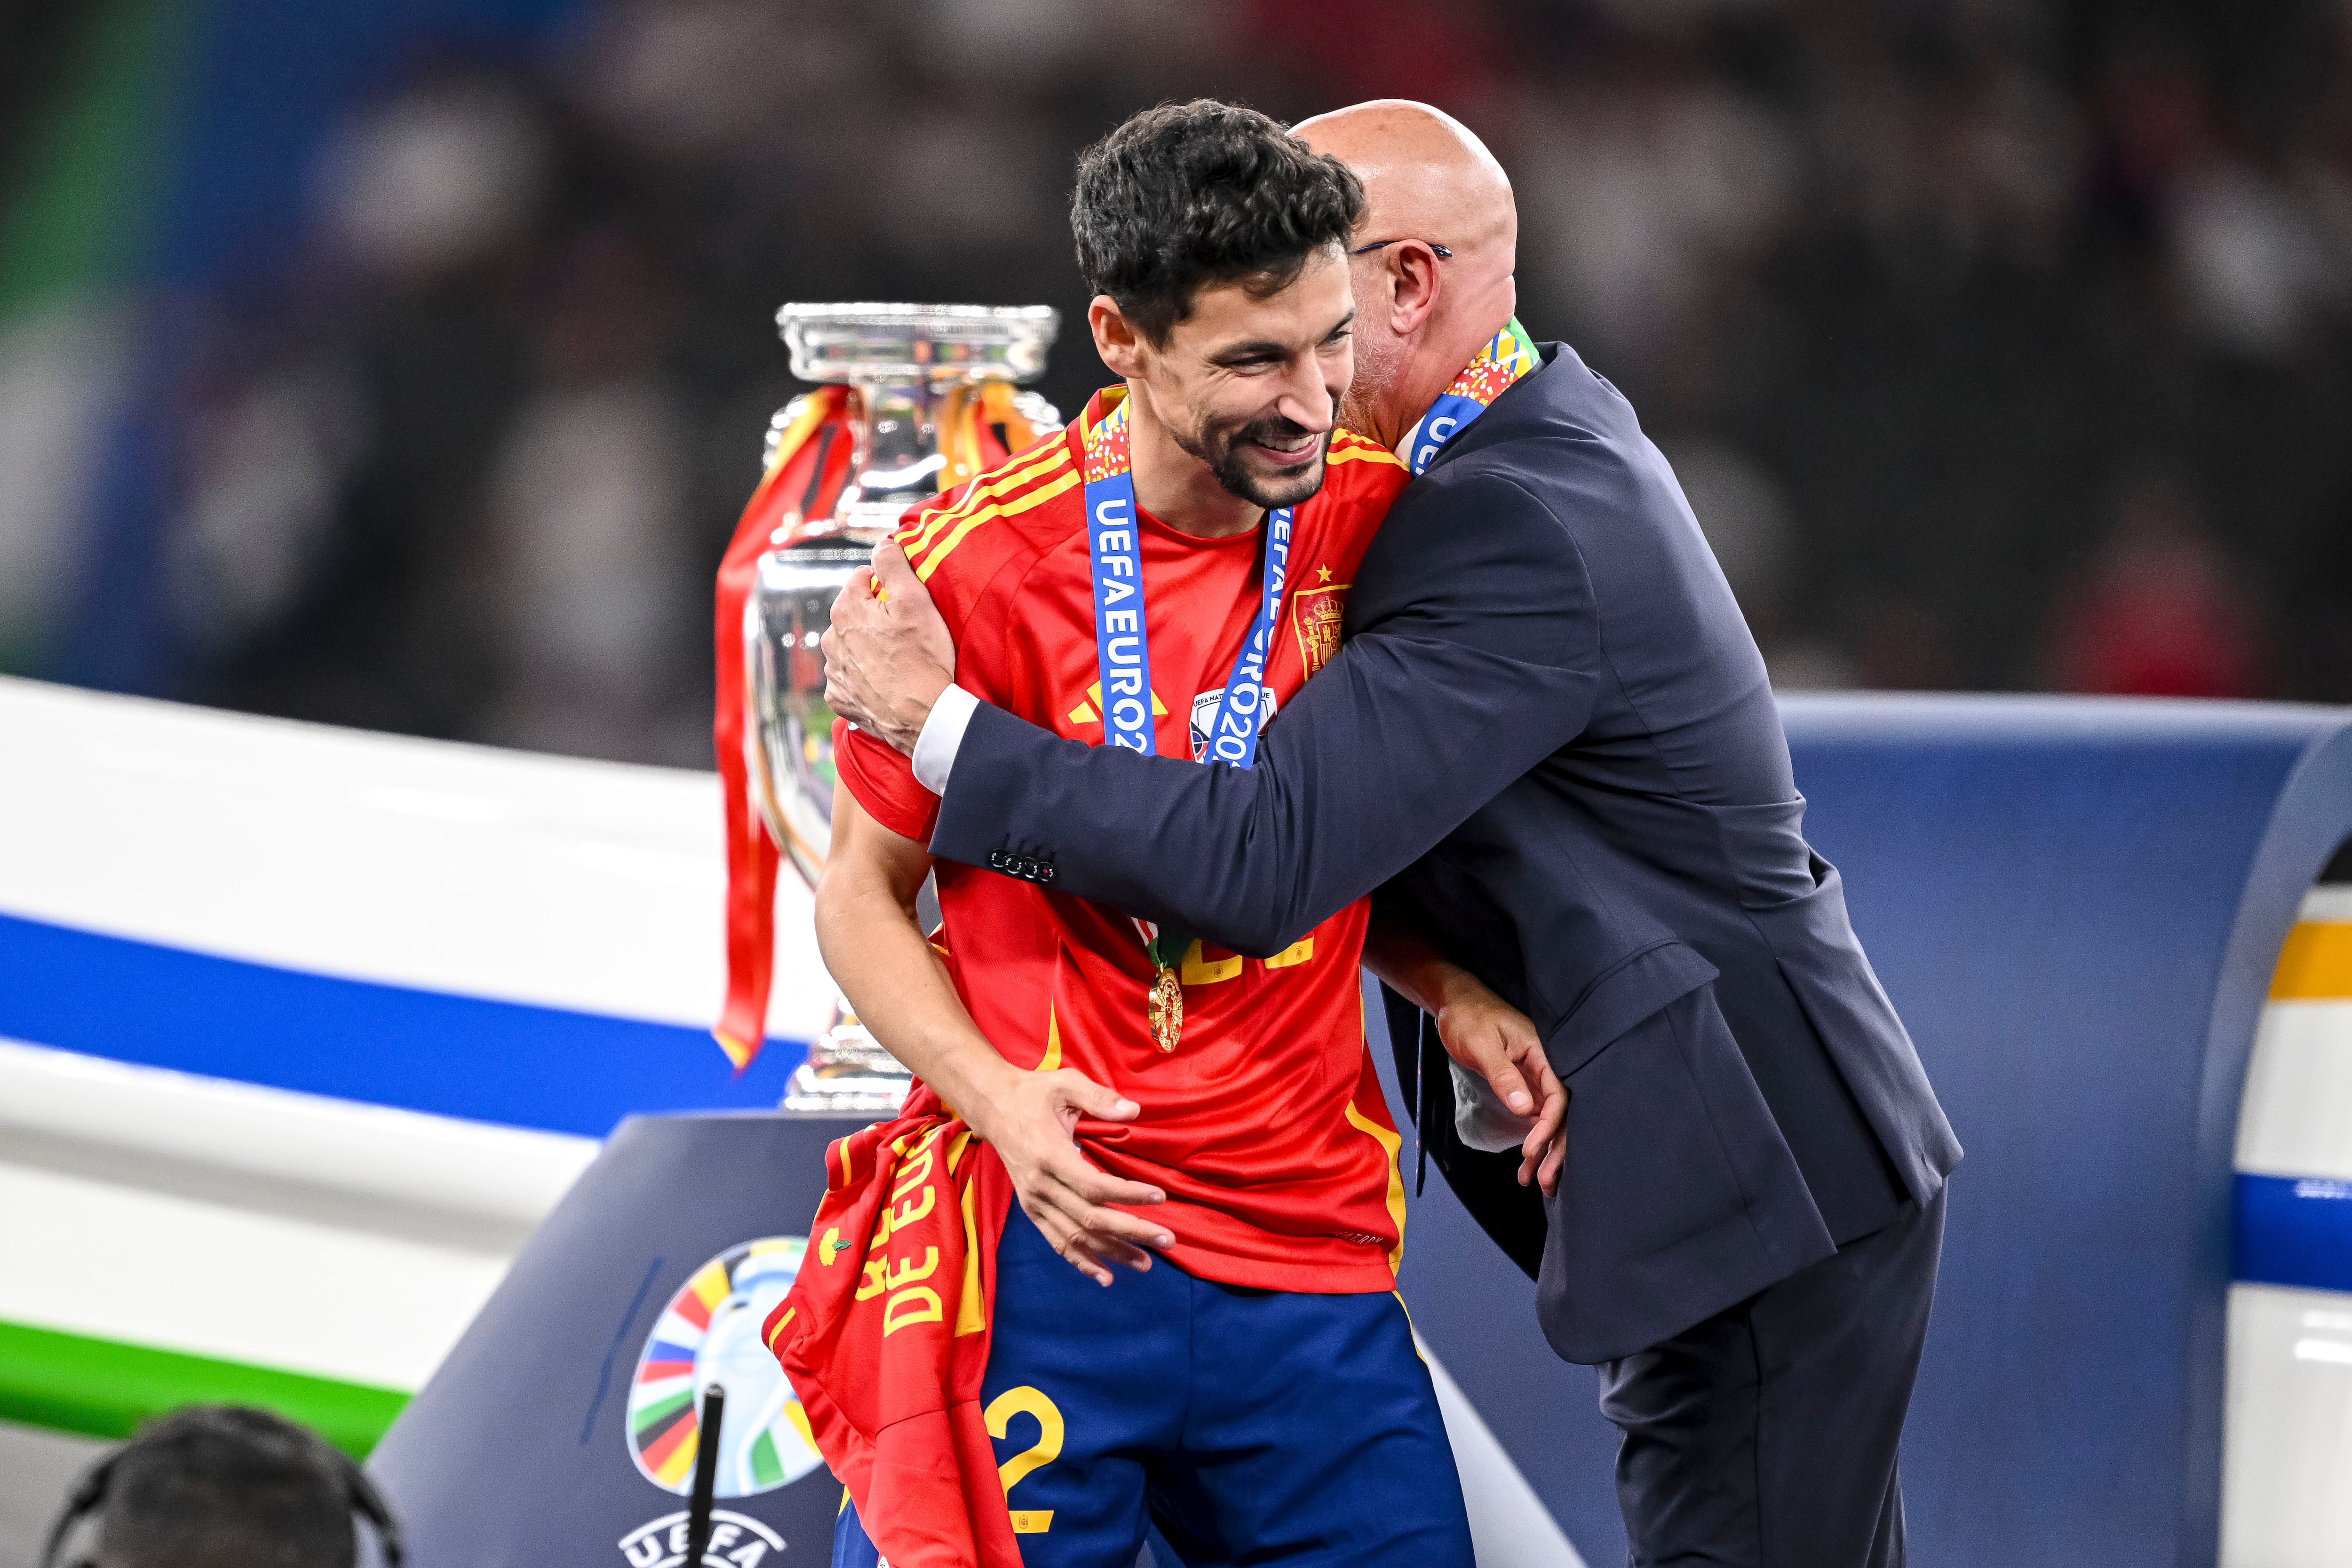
[1174, 410, 1332, 511]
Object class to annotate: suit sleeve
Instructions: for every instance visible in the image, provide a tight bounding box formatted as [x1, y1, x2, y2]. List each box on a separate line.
[927, 471, 1601, 956]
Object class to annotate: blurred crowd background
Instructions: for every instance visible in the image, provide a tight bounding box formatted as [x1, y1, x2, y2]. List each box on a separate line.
[1, 0, 2347, 768]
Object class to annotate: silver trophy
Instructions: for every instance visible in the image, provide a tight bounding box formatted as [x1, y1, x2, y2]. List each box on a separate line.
[746, 303, 1061, 1116]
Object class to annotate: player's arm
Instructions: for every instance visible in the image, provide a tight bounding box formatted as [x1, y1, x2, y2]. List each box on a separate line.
[1364, 905, 1566, 1196]
[813, 783, 1176, 1286]
[827, 472, 1599, 958]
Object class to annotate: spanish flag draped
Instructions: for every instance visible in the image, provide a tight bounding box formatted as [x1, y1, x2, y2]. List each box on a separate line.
[713, 382, 1054, 1067]
[761, 1084, 1019, 1566]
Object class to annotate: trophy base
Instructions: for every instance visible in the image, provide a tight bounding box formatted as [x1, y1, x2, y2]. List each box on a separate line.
[780, 1002, 912, 1119]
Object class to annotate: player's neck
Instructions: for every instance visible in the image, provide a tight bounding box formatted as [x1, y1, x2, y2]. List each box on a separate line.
[1123, 382, 1263, 540]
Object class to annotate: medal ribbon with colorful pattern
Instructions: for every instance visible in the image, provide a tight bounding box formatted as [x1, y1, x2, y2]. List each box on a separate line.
[1079, 388, 1294, 1050]
[1394, 317, 1537, 475]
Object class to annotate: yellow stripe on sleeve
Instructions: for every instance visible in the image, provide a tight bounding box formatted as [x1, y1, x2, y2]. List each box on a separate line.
[916, 469, 1081, 581]
[903, 446, 1072, 564]
[906, 443, 1066, 548]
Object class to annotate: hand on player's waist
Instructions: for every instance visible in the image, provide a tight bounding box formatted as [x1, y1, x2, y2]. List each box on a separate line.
[967, 1063, 1176, 1287]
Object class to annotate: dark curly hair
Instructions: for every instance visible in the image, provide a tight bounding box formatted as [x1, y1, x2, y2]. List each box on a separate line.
[76, 1406, 371, 1568]
[1073, 100, 1365, 346]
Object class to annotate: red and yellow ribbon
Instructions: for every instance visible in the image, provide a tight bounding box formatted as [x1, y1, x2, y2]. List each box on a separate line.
[713, 382, 1052, 1068]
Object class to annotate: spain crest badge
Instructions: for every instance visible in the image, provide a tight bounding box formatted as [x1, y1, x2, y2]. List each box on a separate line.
[1291, 580, 1347, 679]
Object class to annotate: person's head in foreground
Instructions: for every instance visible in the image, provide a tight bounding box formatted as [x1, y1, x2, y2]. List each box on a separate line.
[1072, 99, 1364, 512]
[43, 1405, 399, 1568]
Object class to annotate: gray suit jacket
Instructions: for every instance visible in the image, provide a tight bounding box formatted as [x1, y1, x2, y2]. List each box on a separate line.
[930, 343, 1961, 1360]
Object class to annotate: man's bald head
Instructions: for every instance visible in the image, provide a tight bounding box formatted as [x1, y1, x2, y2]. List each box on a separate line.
[1294, 100, 1515, 273]
[1291, 101, 1519, 448]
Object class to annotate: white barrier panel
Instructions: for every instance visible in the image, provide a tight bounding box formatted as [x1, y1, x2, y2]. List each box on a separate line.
[0, 674, 829, 1444]
[0, 674, 828, 1034]
[2224, 885, 2352, 1568]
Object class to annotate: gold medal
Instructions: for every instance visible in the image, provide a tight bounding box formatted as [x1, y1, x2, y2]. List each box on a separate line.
[1148, 965, 1184, 1052]
[1138, 919, 1192, 1052]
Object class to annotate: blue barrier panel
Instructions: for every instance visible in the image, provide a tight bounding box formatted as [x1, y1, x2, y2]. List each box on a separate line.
[1383, 693, 2352, 1568]
[1790, 696, 2352, 1568]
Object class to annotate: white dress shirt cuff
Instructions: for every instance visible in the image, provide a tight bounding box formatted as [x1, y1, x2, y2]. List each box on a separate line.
[910, 683, 980, 795]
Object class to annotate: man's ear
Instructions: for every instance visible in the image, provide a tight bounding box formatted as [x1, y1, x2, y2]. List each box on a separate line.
[1387, 242, 1444, 336]
[1088, 295, 1146, 379]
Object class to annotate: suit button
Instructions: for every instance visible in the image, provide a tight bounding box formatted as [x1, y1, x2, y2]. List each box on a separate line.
[1034, 863, 1054, 884]
[987, 850, 1009, 871]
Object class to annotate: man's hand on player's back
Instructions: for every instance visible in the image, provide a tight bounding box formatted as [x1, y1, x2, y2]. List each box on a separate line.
[826, 545, 957, 757]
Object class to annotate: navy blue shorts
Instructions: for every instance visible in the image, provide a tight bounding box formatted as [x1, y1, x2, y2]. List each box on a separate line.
[833, 1204, 1470, 1566]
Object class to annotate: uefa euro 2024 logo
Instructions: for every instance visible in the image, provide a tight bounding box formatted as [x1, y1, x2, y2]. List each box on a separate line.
[620, 1236, 826, 1563]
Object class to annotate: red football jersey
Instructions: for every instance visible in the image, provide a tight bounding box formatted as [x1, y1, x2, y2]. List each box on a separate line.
[836, 389, 1413, 1294]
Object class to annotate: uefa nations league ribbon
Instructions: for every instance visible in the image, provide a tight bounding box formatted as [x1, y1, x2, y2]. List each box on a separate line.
[1078, 388, 1295, 1049]
[1394, 316, 1538, 475]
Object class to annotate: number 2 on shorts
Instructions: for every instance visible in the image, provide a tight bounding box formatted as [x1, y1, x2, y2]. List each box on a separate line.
[984, 1385, 1064, 1534]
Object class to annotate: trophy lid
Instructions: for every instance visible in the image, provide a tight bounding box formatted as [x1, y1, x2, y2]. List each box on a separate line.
[777, 302, 1059, 385]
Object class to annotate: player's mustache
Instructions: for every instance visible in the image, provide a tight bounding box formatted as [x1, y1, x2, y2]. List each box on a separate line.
[1221, 415, 1320, 452]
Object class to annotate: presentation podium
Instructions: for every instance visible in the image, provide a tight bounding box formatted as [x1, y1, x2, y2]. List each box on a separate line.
[369, 1114, 860, 1566]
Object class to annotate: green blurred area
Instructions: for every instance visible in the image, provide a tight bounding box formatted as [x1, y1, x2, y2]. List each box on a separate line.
[0, 1318, 409, 1460]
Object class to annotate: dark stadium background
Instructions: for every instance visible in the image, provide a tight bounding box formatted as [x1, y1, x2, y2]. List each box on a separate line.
[0, 0, 2345, 766]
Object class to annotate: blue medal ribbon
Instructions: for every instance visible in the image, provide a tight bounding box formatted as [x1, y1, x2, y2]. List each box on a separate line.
[1079, 390, 1293, 1002]
[1081, 392, 1293, 769]
[1081, 397, 1155, 754]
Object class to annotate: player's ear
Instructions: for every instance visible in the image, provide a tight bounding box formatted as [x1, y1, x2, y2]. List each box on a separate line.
[1089, 295, 1146, 380]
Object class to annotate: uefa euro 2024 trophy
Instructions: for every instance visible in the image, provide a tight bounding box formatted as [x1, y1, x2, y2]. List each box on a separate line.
[745, 303, 1061, 1116]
